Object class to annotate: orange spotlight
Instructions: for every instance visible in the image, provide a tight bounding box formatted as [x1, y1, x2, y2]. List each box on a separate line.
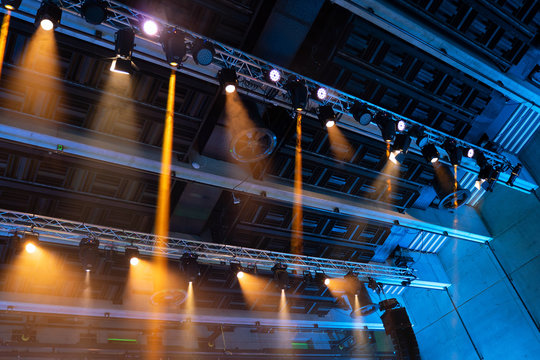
[291, 111, 303, 255]
[130, 256, 139, 266]
[237, 271, 245, 279]
[25, 242, 37, 254]
[324, 278, 331, 286]
[0, 11, 10, 79]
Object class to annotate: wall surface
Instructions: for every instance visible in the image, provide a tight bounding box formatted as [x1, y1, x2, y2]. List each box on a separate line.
[403, 129, 540, 359]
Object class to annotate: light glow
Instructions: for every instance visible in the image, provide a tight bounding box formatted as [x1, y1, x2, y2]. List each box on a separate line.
[397, 120, 406, 132]
[467, 148, 475, 158]
[25, 242, 37, 254]
[4, 5, 14, 10]
[316, 87, 327, 100]
[130, 256, 139, 266]
[326, 119, 335, 128]
[40, 19, 54, 31]
[269, 69, 281, 82]
[109, 59, 130, 74]
[225, 84, 236, 93]
[169, 61, 178, 67]
[143, 20, 158, 36]
[236, 271, 245, 279]
[324, 278, 330, 286]
[431, 156, 439, 163]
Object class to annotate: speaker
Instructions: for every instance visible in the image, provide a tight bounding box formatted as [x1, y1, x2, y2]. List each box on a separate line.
[381, 307, 421, 360]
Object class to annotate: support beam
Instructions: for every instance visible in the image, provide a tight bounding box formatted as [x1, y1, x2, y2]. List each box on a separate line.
[331, 0, 540, 113]
[0, 112, 493, 243]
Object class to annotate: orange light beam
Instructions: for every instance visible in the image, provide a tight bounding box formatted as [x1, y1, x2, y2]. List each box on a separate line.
[292, 111, 303, 255]
[0, 12, 11, 78]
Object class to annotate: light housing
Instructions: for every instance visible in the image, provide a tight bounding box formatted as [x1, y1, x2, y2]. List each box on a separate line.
[218, 68, 238, 93]
[373, 112, 396, 142]
[114, 27, 135, 58]
[443, 139, 462, 166]
[191, 39, 215, 66]
[35, 1, 62, 31]
[317, 105, 336, 128]
[267, 68, 281, 82]
[79, 237, 100, 272]
[2, 0, 22, 10]
[161, 28, 186, 67]
[421, 143, 440, 163]
[110, 58, 133, 74]
[285, 77, 308, 111]
[125, 247, 140, 266]
[506, 163, 522, 187]
[80, 0, 107, 25]
[180, 253, 200, 282]
[350, 102, 372, 126]
[433, 163, 471, 209]
[343, 272, 377, 317]
[272, 263, 289, 290]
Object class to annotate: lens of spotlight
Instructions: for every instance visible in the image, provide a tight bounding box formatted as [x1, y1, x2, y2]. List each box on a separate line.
[25, 242, 37, 254]
[237, 271, 245, 279]
[324, 278, 330, 286]
[40, 19, 54, 31]
[269, 69, 281, 82]
[143, 20, 158, 36]
[219, 68, 238, 94]
[225, 84, 236, 93]
[421, 143, 440, 163]
[397, 120, 406, 132]
[326, 119, 336, 128]
[3, 0, 21, 10]
[130, 256, 139, 266]
[316, 87, 327, 100]
[466, 148, 475, 158]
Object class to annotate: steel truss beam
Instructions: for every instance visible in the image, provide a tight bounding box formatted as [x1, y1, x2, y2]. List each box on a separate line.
[4, 0, 513, 174]
[0, 209, 449, 290]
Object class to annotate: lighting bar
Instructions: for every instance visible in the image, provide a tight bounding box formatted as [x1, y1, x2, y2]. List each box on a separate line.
[1, 0, 512, 175]
[0, 209, 452, 290]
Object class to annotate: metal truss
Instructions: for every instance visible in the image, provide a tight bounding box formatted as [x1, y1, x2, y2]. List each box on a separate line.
[8, 0, 511, 174]
[0, 209, 448, 289]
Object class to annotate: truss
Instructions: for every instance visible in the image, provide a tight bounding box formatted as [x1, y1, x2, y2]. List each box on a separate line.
[6, 0, 512, 174]
[0, 209, 448, 289]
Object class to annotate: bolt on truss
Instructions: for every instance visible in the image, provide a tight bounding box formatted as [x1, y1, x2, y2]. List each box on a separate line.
[0, 209, 449, 290]
[8, 0, 512, 174]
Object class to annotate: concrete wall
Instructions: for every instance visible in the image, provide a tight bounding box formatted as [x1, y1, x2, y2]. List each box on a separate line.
[403, 129, 540, 359]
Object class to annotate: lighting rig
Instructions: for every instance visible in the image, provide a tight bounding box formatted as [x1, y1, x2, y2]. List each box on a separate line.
[2, 0, 521, 188]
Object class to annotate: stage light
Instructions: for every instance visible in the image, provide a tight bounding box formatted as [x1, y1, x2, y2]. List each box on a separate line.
[324, 278, 330, 286]
[475, 151, 488, 168]
[35, 1, 62, 31]
[465, 147, 475, 158]
[433, 163, 471, 209]
[268, 68, 281, 82]
[390, 133, 411, 164]
[286, 77, 308, 111]
[2, 0, 21, 10]
[143, 19, 158, 36]
[111, 28, 135, 74]
[237, 271, 245, 279]
[373, 112, 395, 142]
[79, 237, 100, 272]
[272, 263, 289, 290]
[443, 139, 462, 166]
[181, 253, 200, 282]
[161, 27, 186, 67]
[80, 0, 107, 25]
[125, 247, 140, 266]
[219, 68, 238, 93]
[313, 271, 328, 289]
[506, 163, 522, 187]
[25, 242, 37, 254]
[316, 87, 327, 100]
[480, 165, 499, 192]
[421, 143, 439, 163]
[343, 272, 377, 316]
[349, 102, 372, 126]
[191, 39, 214, 66]
[397, 119, 406, 132]
[317, 105, 336, 128]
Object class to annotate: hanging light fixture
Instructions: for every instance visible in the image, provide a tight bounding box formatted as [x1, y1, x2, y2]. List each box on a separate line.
[79, 237, 100, 272]
[2, 0, 22, 10]
[110, 28, 135, 74]
[191, 39, 215, 66]
[35, 1, 62, 31]
[421, 143, 440, 163]
[317, 105, 336, 128]
[218, 68, 238, 93]
[80, 0, 108, 25]
[349, 102, 372, 126]
[373, 112, 396, 142]
[272, 263, 289, 290]
[161, 27, 186, 67]
[285, 77, 308, 111]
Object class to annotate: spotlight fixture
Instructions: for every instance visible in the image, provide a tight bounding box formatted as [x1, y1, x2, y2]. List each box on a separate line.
[396, 120, 406, 132]
[79, 237, 100, 272]
[421, 143, 440, 163]
[191, 39, 215, 66]
[433, 163, 471, 209]
[80, 0, 107, 25]
[271, 263, 289, 290]
[409, 125, 427, 147]
[506, 163, 522, 187]
[111, 28, 135, 74]
[267, 68, 281, 82]
[373, 112, 396, 142]
[465, 147, 475, 159]
[2, 0, 21, 10]
[25, 242, 37, 254]
[230, 262, 246, 279]
[482, 166, 500, 192]
[316, 87, 327, 100]
[475, 151, 488, 168]
[35, 1, 62, 31]
[443, 139, 462, 166]
[314, 272, 329, 288]
[389, 133, 411, 164]
[349, 102, 372, 126]
[180, 253, 200, 282]
[161, 27, 186, 67]
[142, 19, 159, 36]
[125, 247, 140, 266]
[343, 272, 377, 316]
[317, 105, 336, 128]
[218, 68, 238, 93]
[285, 77, 308, 111]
